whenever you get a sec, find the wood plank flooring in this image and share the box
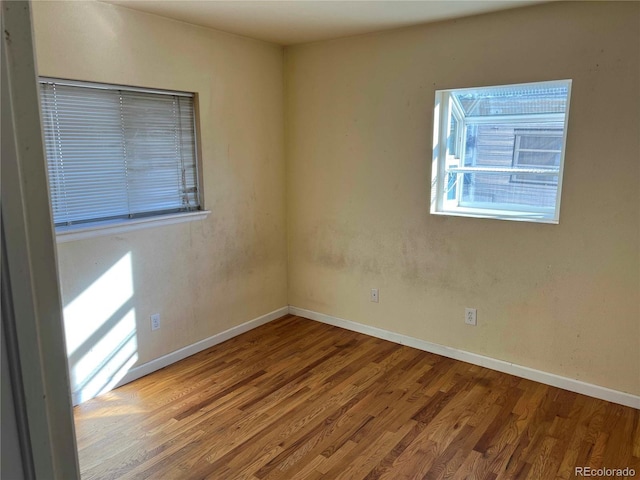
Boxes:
[74,315,640,480]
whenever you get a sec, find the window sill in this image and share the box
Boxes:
[431,208,558,224]
[55,210,211,243]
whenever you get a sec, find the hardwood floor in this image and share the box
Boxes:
[74,315,640,480]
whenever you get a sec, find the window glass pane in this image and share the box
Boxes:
[447,115,457,155]
[453,82,569,116]
[518,135,562,151]
[461,172,558,208]
[515,151,560,167]
[465,124,514,167]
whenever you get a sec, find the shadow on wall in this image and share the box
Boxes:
[63,252,138,405]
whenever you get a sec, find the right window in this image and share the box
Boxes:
[430,80,572,223]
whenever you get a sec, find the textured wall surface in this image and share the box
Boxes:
[32,1,287,393]
[32,1,639,399]
[285,2,640,395]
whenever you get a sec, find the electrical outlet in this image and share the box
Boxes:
[151,313,161,331]
[371,288,379,303]
[465,308,477,326]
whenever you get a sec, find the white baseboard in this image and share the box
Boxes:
[72,306,289,405]
[72,304,639,410]
[288,306,640,410]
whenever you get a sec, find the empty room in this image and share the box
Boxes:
[2,0,639,479]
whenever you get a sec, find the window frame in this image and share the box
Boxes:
[38,77,209,241]
[430,80,572,224]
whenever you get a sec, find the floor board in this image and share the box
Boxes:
[74,315,640,479]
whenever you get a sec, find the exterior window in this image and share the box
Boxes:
[39,78,201,230]
[430,80,572,223]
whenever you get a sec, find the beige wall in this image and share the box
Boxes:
[32,1,639,400]
[32,0,287,396]
[285,2,640,395]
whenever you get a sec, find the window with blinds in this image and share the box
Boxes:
[39,79,200,229]
[430,80,572,223]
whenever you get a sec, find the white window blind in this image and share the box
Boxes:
[39,79,200,227]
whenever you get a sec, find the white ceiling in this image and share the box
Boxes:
[102,0,544,46]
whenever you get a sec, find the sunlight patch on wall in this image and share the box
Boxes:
[431,97,441,210]
[63,252,138,404]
